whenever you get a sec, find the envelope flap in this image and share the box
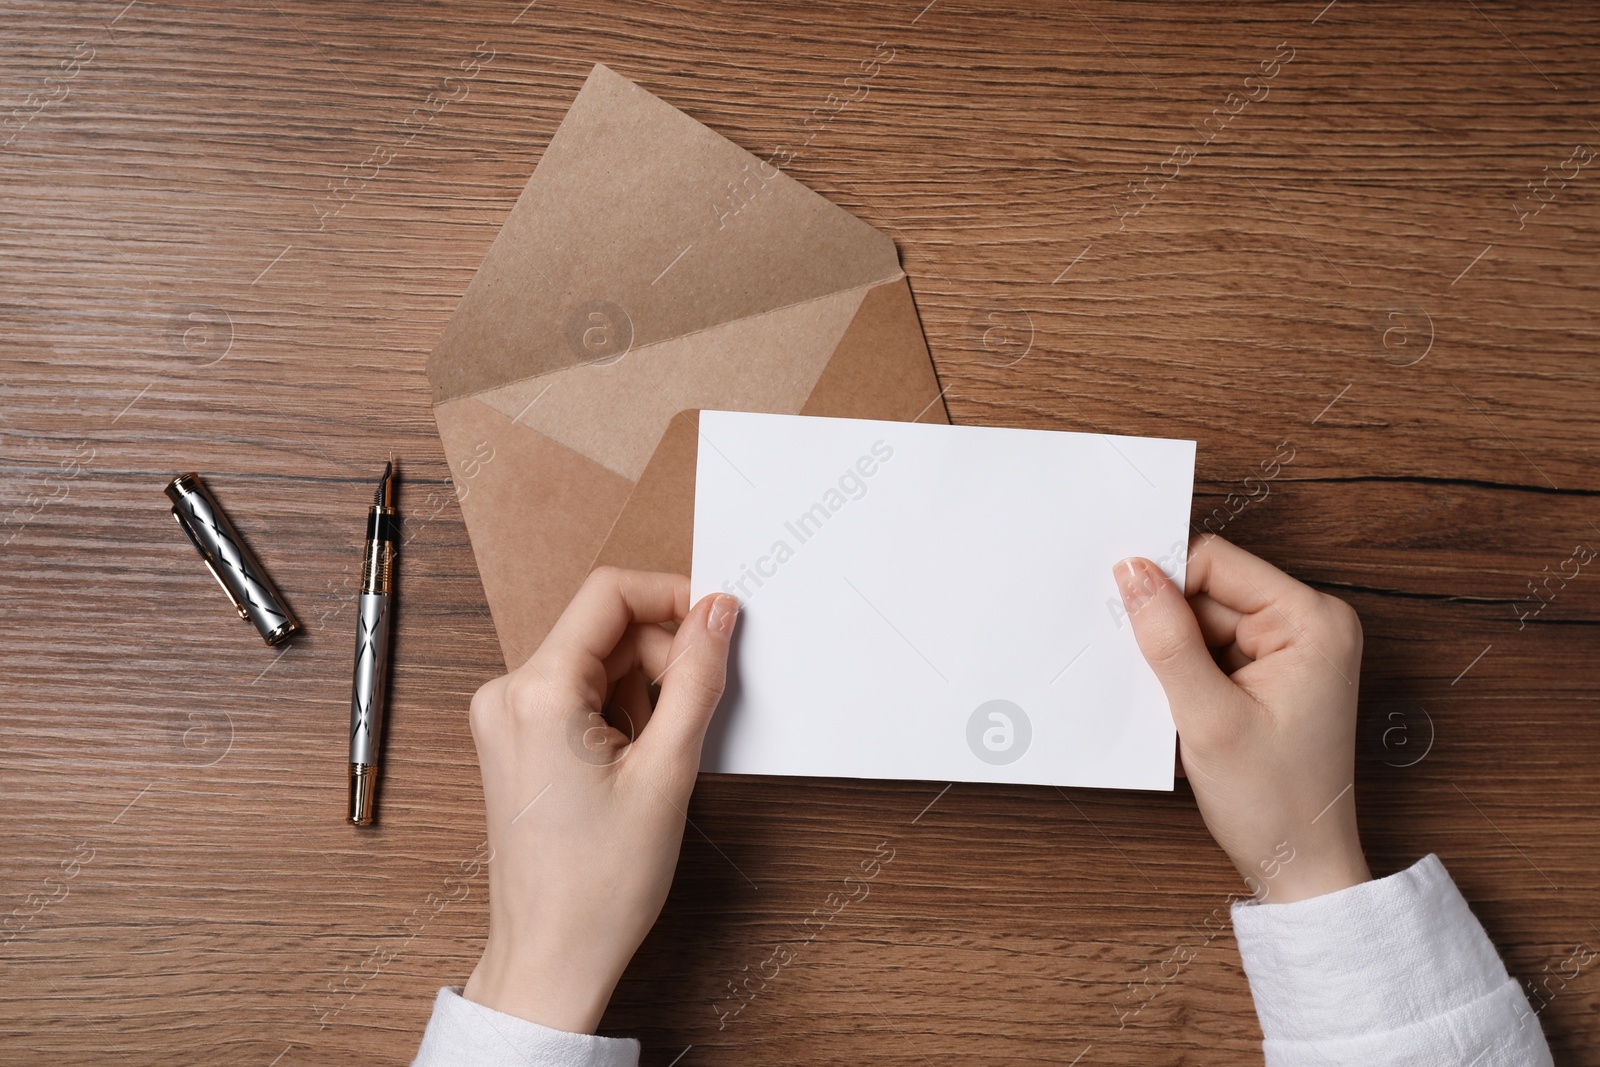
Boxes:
[591,408,701,577]
[428,63,903,405]
[470,285,871,483]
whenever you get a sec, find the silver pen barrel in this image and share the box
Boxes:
[349,462,397,826]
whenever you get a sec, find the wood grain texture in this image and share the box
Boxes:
[3,0,1598,1063]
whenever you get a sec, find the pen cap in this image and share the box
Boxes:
[165,473,301,645]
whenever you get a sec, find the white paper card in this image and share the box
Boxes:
[690,410,1195,791]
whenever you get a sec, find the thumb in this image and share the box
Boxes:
[1114,558,1235,720]
[636,592,739,773]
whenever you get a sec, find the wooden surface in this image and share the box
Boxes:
[3,1,1598,1062]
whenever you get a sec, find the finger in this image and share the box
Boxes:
[539,569,689,678]
[1189,593,1242,649]
[1184,535,1317,618]
[633,592,739,776]
[1212,641,1253,675]
[567,700,629,767]
[601,623,675,688]
[1115,557,1239,725]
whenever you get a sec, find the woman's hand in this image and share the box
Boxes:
[1114,535,1370,904]
[462,567,739,1032]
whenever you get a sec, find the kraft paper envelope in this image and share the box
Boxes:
[690,410,1196,791]
[426,64,947,669]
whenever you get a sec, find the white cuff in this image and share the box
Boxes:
[1231,855,1553,1066]
[413,987,640,1067]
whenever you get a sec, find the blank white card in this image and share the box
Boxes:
[690,411,1196,791]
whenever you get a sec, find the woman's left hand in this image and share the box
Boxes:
[462,567,739,1033]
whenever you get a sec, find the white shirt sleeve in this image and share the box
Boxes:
[1231,854,1554,1066]
[412,987,640,1067]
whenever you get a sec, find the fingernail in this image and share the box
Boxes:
[708,594,739,639]
[1114,558,1161,614]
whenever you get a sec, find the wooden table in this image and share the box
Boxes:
[4,1,1597,1063]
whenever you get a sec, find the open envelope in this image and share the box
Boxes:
[426,64,948,669]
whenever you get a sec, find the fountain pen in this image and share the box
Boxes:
[349,460,397,826]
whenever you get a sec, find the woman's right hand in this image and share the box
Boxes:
[1113,535,1371,904]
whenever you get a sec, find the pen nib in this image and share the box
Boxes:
[374,460,394,508]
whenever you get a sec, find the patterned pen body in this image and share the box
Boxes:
[349,464,396,826]
[165,473,300,645]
